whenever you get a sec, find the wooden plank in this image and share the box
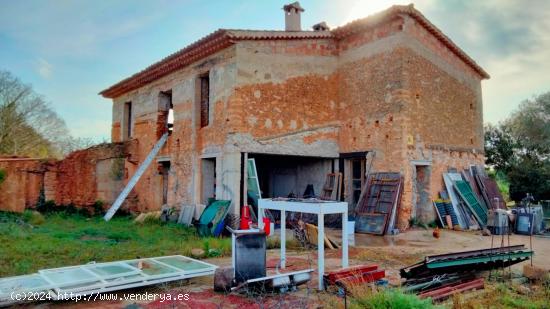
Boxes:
[305,223,339,249]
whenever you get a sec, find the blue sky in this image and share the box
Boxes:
[1,0,549,141]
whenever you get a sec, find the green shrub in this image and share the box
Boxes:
[36,200,57,213]
[110,158,125,180]
[0,169,6,185]
[64,204,78,214]
[22,210,45,225]
[93,200,105,215]
[77,207,92,217]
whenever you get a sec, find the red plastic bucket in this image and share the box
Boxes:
[263,217,271,235]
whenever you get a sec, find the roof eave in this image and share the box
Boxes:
[99,29,231,99]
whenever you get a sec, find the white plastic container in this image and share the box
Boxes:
[347,221,355,235]
[269,222,275,237]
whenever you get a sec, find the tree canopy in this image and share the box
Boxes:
[485,92,550,202]
[0,70,94,158]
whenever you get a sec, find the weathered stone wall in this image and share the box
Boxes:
[53,142,133,209]
[0,142,134,213]
[0,158,47,212]
[334,14,485,228]
[111,47,237,212]
[98,14,486,225]
[226,39,340,158]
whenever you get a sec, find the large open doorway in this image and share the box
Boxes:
[247,154,334,200]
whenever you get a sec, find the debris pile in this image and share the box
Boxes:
[400,245,534,302]
[438,166,547,235]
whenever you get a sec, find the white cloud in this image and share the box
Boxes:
[36,58,53,78]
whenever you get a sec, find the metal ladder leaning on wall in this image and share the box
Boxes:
[104,132,169,221]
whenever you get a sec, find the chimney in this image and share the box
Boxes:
[312,22,330,31]
[283,2,304,31]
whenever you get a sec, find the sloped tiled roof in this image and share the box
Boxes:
[99,30,333,98]
[100,4,488,99]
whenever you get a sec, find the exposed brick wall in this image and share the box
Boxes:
[232,74,339,139]
[403,49,482,150]
[0,141,136,213]
[111,122,121,143]
[404,17,482,82]
[338,16,405,52]
[338,48,406,160]
[0,159,47,212]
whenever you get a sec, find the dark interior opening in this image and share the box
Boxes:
[123,102,132,140]
[199,73,210,128]
[159,161,171,205]
[247,153,334,200]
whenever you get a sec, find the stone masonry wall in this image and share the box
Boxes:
[0,158,47,212]
[111,47,237,212]
[97,14,486,224]
[224,39,340,158]
[0,141,135,213]
[54,142,133,208]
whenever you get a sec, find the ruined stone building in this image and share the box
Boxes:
[0,4,488,229]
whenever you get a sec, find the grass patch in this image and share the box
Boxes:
[349,288,440,309]
[488,169,511,203]
[266,236,303,250]
[0,211,230,277]
[451,281,550,309]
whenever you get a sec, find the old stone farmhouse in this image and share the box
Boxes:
[0,4,488,229]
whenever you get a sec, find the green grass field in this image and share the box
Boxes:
[0,211,230,277]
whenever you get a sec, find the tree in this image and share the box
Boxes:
[507,92,550,158]
[0,70,72,158]
[484,123,516,172]
[485,91,550,202]
[507,156,550,201]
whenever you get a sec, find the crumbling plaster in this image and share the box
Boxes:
[109,46,239,212]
